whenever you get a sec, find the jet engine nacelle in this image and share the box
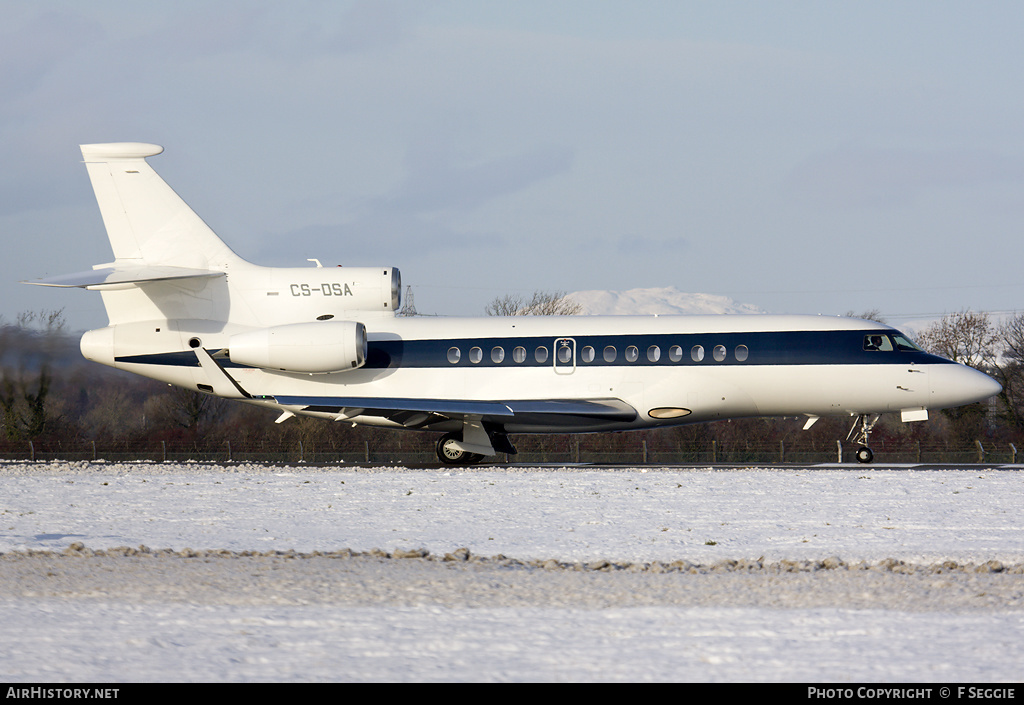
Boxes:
[228,320,367,374]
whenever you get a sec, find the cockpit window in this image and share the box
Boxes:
[863,333,924,353]
[892,335,923,352]
[863,334,893,352]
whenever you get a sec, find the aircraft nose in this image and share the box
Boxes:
[929,364,1001,410]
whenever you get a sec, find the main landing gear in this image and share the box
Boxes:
[435,428,516,466]
[847,414,879,464]
[436,432,484,466]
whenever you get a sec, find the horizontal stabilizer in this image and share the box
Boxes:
[80,143,164,161]
[25,265,224,289]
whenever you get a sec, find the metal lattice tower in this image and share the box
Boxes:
[398,285,418,317]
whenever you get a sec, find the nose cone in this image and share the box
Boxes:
[929,364,1001,410]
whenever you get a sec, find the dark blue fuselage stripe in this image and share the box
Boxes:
[114,329,952,369]
[365,330,951,369]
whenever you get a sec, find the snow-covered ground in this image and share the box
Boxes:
[1,461,1022,682]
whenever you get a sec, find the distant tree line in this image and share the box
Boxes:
[484,290,584,316]
[1,301,1021,462]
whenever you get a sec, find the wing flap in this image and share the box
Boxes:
[271,395,637,423]
[272,396,515,418]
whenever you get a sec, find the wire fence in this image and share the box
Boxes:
[0,438,1018,465]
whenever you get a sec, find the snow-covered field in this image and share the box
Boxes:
[1,461,1022,682]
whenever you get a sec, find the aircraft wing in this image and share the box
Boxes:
[25,265,223,289]
[271,395,637,427]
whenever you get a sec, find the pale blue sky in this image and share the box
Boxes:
[4,1,1024,331]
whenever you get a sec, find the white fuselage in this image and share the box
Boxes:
[81,312,1000,435]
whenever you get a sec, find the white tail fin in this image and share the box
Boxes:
[29,144,398,329]
[80,143,245,270]
[68,144,250,326]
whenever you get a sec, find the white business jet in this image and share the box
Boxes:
[27,143,1001,464]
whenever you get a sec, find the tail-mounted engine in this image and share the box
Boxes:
[228,320,367,374]
[246,266,401,325]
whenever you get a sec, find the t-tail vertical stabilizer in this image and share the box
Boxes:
[26,144,400,384]
[27,144,401,329]
[29,143,250,326]
[79,143,245,271]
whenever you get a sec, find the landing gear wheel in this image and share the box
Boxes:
[436,432,483,466]
[847,414,879,465]
[436,433,465,465]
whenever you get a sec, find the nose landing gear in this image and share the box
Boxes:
[847,414,879,464]
[855,445,874,464]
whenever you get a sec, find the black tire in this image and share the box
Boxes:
[436,433,466,465]
[435,433,484,465]
[856,446,874,464]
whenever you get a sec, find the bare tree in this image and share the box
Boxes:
[485,290,583,316]
[915,310,998,370]
[0,368,52,440]
[0,310,69,440]
[993,312,1024,429]
[915,310,1002,438]
[999,313,1024,363]
[83,387,148,439]
[844,308,887,324]
[144,387,229,435]
[0,378,22,440]
[15,309,67,333]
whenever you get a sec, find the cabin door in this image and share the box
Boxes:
[553,338,576,375]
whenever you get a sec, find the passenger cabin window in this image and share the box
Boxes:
[469,347,483,363]
[603,346,617,362]
[447,347,461,364]
[581,346,595,363]
[647,345,661,362]
[535,346,549,363]
[625,346,639,362]
[513,346,527,363]
[691,345,704,362]
[491,347,505,363]
[669,345,683,362]
[735,345,749,362]
[713,345,726,362]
